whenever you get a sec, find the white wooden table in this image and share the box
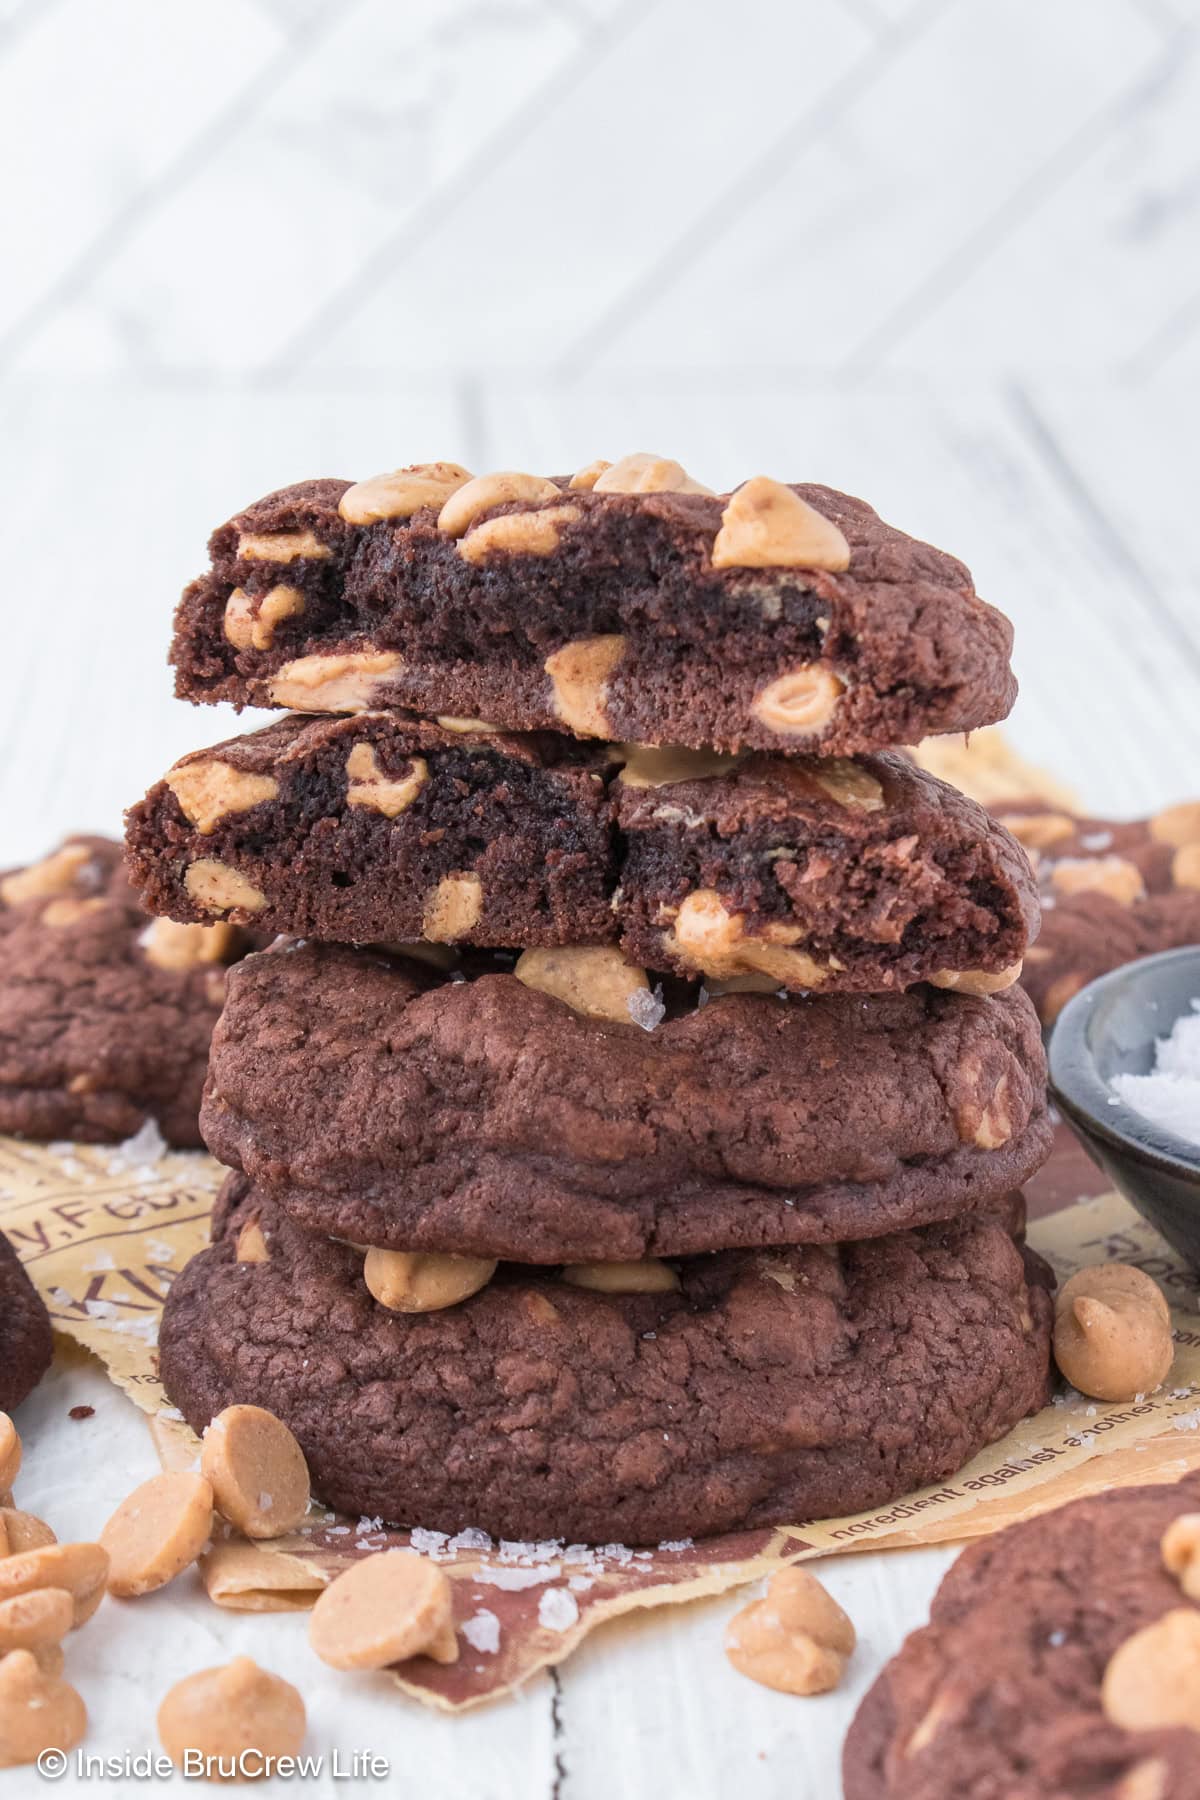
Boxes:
[1,379,1198,1798]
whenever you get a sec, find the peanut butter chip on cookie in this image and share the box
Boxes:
[437,472,560,538]
[0,1415,21,1494]
[200,1406,310,1540]
[235,1221,270,1264]
[309,1550,458,1670]
[751,666,845,738]
[1051,855,1145,907]
[338,462,472,525]
[158,1657,306,1774]
[712,478,851,572]
[41,898,108,928]
[668,890,827,988]
[592,452,713,496]
[1174,844,1200,891]
[544,635,625,737]
[725,1566,855,1695]
[616,744,743,788]
[1161,1512,1200,1600]
[166,761,279,836]
[568,459,612,491]
[996,811,1077,851]
[141,918,238,973]
[363,1249,496,1313]
[0,1649,86,1767]
[223,585,305,652]
[928,963,1022,996]
[0,1543,109,1627]
[237,529,330,563]
[561,1260,680,1295]
[1150,801,1200,849]
[459,503,581,563]
[267,650,403,713]
[515,946,650,1024]
[1102,1609,1200,1732]
[0,844,91,908]
[1053,1264,1173,1402]
[100,1472,215,1598]
[345,743,428,817]
[184,859,267,916]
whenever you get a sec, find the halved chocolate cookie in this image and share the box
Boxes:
[0,1232,52,1412]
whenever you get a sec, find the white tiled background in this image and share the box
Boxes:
[2,4,1199,1795]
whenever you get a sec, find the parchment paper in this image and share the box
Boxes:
[4,1132,1200,1710]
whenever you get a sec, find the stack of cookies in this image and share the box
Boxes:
[128,454,1055,1546]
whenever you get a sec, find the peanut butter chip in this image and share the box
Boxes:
[809,759,886,812]
[435,716,500,735]
[928,963,1022,996]
[0,844,91,908]
[968,1071,1013,1151]
[668,890,827,988]
[141,918,238,973]
[363,1249,497,1313]
[0,1543,109,1627]
[515,946,650,1024]
[1102,1609,1200,1731]
[561,1260,679,1295]
[236,529,330,563]
[725,1566,856,1696]
[0,1510,56,1556]
[0,1649,86,1767]
[437,472,560,538]
[996,811,1077,851]
[235,1221,270,1264]
[184,859,267,916]
[459,503,581,564]
[1161,1512,1200,1600]
[751,666,845,738]
[223,585,305,652]
[615,744,743,788]
[592,452,713,496]
[568,459,612,491]
[1150,801,1200,848]
[100,1472,215,1598]
[166,761,279,836]
[544,635,625,737]
[41,898,108,928]
[712,478,851,572]
[309,1550,458,1670]
[422,873,483,943]
[1053,1264,1173,1402]
[0,1416,20,1493]
[200,1406,310,1540]
[267,650,403,713]
[158,1657,306,1774]
[344,743,428,817]
[0,1588,73,1653]
[338,462,472,525]
[1174,844,1200,891]
[1051,855,1145,907]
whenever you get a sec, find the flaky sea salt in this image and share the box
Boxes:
[109,1117,169,1168]
[1111,1002,1200,1143]
[627,986,667,1032]
[537,1588,579,1632]
[461,1609,501,1654]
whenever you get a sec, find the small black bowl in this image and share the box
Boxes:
[1048,946,1200,1269]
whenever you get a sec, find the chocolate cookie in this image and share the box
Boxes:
[169,460,1017,756]
[201,942,1052,1261]
[844,1474,1200,1799]
[161,1185,1053,1544]
[125,712,616,950]
[0,1232,52,1412]
[0,838,250,1146]
[126,723,1038,995]
[999,800,1200,1023]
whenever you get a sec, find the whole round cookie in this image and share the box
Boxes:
[844,1474,1200,1799]
[161,1184,1053,1545]
[0,1231,52,1412]
[0,837,250,1145]
[201,941,1052,1262]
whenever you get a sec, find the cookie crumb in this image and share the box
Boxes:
[68,1406,94,1421]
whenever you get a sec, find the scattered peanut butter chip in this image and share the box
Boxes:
[0,1416,21,1492]
[0,1543,109,1628]
[1053,1264,1173,1402]
[309,1550,458,1670]
[928,962,1022,996]
[712,478,851,572]
[1102,1608,1200,1731]
[158,1657,306,1773]
[0,1648,87,1767]
[200,1405,310,1540]
[362,1249,497,1314]
[1051,855,1145,907]
[41,897,108,928]
[100,1472,215,1598]
[0,1510,56,1557]
[435,716,500,735]
[1149,801,1200,849]
[751,665,845,738]
[0,1587,74,1653]
[725,1566,855,1695]
[0,844,91,908]
[514,946,650,1024]
[561,1260,680,1295]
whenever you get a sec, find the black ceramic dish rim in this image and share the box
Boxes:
[1048,946,1200,1183]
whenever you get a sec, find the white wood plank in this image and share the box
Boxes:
[573,0,1160,376]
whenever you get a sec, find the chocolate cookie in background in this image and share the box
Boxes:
[843,1473,1200,1800]
[0,1231,52,1413]
[198,941,1051,1263]
[169,458,1018,756]
[995,799,1200,1024]
[161,1185,1053,1546]
[0,837,251,1147]
[127,724,1038,998]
